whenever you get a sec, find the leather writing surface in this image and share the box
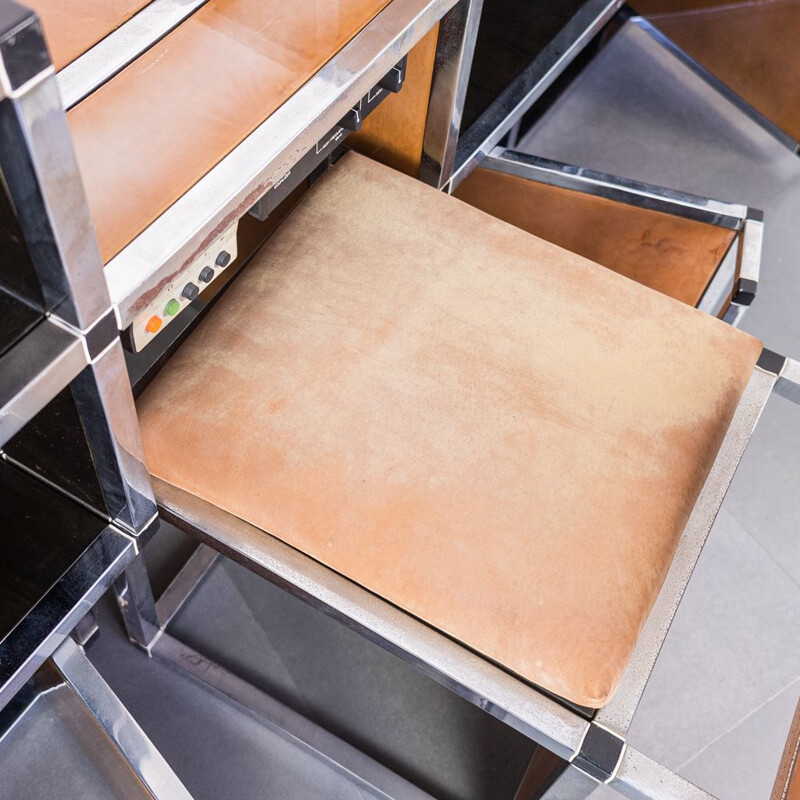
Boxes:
[66,0,391,262]
[31,0,149,69]
[454,167,737,307]
[137,153,762,707]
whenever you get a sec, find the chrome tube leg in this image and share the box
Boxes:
[418,0,483,189]
[71,340,157,534]
[114,555,160,650]
[51,638,193,799]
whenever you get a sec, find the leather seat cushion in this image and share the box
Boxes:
[137,152,762,707]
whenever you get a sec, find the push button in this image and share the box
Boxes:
[379,66,403,94]
[145,316,162,334]
[339,106,362,132]
[164,299,180,316]
[215,251,231,268]
[182,282,200,301]
[199,266,215,283]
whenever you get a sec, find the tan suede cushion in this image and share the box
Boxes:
[137,153,761,707]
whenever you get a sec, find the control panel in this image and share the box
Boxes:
[128,57,406,352]
[130,225,238,352]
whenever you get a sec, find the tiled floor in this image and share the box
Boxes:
[519,20,800,799]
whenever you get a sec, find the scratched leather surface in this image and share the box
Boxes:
[454,167,737,307]
[65,0,391,263]
[137,153,762,708]
[32,0,149,69]
[646,1,800,142]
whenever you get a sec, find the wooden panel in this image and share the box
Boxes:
[349,23,439,176]
[453,167,736,307]
[31,0,150,69]
[138,153,761,708]
[773,697,800,800]
[645,0,800,141]
[66,0,391,263]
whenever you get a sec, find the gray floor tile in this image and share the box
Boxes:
[725,395,800,589]
[680,678,800,800]
[625,508,800,770]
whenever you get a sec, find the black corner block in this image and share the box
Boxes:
[572,723,626,783]
[733,277,758,306]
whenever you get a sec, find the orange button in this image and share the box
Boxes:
[146,316,162,334]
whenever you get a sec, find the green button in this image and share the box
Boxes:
[164,299,181,317]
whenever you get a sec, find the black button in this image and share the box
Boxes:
[182,282,200,301]
[199,266,215,283]
[339,107,362,132]
[215,250,231,268]
[379,66,403,94]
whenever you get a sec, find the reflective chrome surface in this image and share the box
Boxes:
[74,340,157,534]
[0,71,110,331]
[775,356,800,406]
[51,637,194,800]
[450,0,624,190]
[417,0,483,189]
[155,543,218,629]
[482,149,748,228]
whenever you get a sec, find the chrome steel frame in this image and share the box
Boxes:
[57,0,211,109]
[104,0,462,331]
[417,0,483,189]
[628,16,800,157]
[106,346,800,800]
[0,2,157,534]
[44,637,192,799]
[480,148,762,322]
[447,0,625,192]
